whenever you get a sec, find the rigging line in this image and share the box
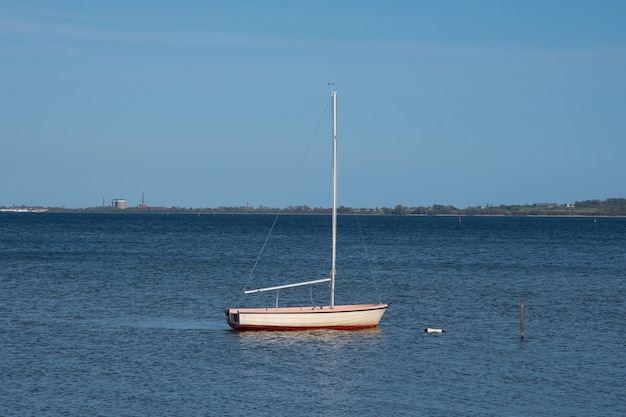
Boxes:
[294,97,331,181]
[355,215,383,304]
[244,212,281,292]
[309,284,315,306]
[243,96,332,292]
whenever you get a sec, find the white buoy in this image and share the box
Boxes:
[425,328,444,333]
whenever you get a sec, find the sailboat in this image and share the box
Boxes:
[225,91,388,331]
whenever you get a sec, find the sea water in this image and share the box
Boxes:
[1,213,624,416]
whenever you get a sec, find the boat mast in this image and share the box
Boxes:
[330,91,337,309]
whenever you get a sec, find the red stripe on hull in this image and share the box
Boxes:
[228,323,379,331]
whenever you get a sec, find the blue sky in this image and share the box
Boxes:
[2,1,625,209]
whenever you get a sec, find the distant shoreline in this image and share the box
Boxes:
[3,198,626,217]
[2,210,626,218]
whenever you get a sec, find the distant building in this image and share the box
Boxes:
[112,199,127,209]
[137,192,147,209]
[533,203,557,208]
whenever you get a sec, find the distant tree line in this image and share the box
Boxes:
[31,197,626,216]
[571,198,626,215]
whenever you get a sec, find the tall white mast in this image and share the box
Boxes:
[330,91,337,308]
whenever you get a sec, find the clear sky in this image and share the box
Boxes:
[2,1,625,209]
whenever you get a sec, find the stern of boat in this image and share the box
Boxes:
[224,309,240,329]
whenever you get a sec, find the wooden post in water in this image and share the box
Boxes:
[519,298,524,339]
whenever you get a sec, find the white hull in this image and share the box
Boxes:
[225,303,388,331]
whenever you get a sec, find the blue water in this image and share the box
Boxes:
[1,213,624,416]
